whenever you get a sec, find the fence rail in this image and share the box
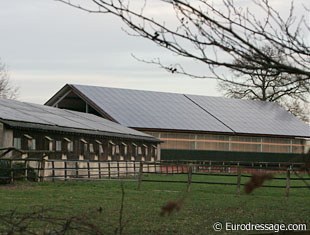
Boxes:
[0,158,309,197]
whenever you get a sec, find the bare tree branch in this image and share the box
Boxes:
[55,0,309,80]
[0,59,19,100]
[217,45,310,122]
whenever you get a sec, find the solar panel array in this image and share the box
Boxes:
[187,95,310,137]
[0,98,156,140]
[73,85,233,133]
[70,84,310,137]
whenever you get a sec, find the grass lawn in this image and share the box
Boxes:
[0,173,309,234]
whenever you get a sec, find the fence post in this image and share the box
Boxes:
[24,160,28,181]
[52,161,55,182]
[285,167,291,197]
[98,162,102,179]
[137,161,143,190]
[133,161,137,176]
[75,161,78,179]
[126,161,128,177]
[209,161,212,173]
[40,159,46,182]
[187,164,193,192]
[87,161,91,179]
[236,165,241,195]
[107,162,111,179]
[117,161,120,179]
[10,160,14,183]
[64,161,68,180]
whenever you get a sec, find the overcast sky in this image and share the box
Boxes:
[0,0,308,104]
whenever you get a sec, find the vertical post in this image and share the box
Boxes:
[285,167,291,197]
[25,160,28,181]
[64,161,68,180]
[236,165,242,195]
[40,159,46,182]
[133,161,136,176]
[98,162,102,179]
[137,161,143,190]
[87,161,91,179]
[75,161,78,179]
[52,161,55,182]
[10,160,14,183]
[108,161,111,179]
[187,164,193,193]
[126,161,128,177]
[117,161,120,179]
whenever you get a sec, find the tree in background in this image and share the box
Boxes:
[218,45,310,122]
[56,0,309,79]
[56,0,309,121]
[0,59,18,99]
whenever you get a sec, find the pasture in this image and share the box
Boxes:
[0,174,309,234]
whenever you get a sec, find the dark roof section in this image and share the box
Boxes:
[45,84,310,138]
[186,95,310,137]
[0,98,159,142]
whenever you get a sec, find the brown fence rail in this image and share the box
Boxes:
[0,158,309,197]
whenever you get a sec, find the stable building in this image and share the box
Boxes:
[0,98,160,161]
[45,84,310,162]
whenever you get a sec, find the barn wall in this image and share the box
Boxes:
[10,129,159,161]
[3,126,13,148]
[0,122,3,147]
[161,149,306,163]
[145,131,306,154]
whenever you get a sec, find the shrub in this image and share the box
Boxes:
[0,161,38,184]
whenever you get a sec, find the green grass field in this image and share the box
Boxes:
[0,173,309,234]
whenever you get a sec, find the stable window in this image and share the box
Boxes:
[64,138,73,152]
[152,145,157,158]
[89,143,94,153]
[143,144,148,156]
[56,141,62,151]
[45,136,53,151]
[24,134,36,150]
[138,146,142,155]
[115,145,120,154]
[80,139,88,154]
[13,138,21,149]
[30,139,36,150]
[109,141,116,156]
[99,145,104,154]
[68,142,73,152]
[121,142,128,156]
[132,143,137,156]
[95,140,104,155]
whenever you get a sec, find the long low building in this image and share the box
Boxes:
[45,84,310,162]
[0,98,160,161]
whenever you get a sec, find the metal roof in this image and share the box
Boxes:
[46,84,310,138]
[0,98,159,142]
[69,84,233,133]
[186,95,310,137]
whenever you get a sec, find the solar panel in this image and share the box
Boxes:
[187,95,310,137]
[0,98,157,140]
[73,84,233,133]
[71,84,310,137]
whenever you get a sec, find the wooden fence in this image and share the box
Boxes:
[0,158,309,197]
